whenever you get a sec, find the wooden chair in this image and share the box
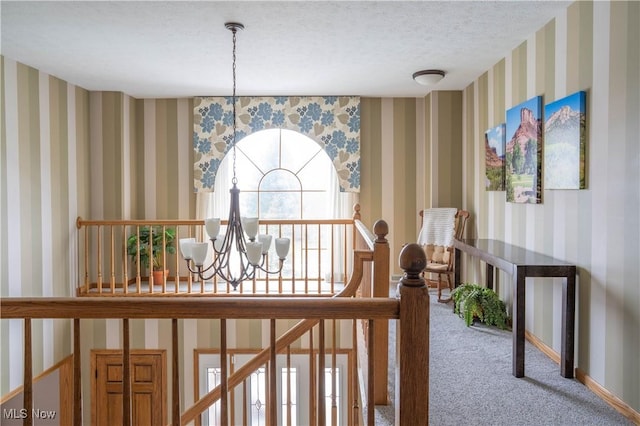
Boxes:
[419,209,470,302]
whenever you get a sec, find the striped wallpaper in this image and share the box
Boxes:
[458,1,639,411]
[1,58,89,395]
[1,0,638,416]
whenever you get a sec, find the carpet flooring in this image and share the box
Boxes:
[373,290,633,425]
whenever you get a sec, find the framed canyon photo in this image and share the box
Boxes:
[505,96,543,204]
[544,91,587,189]
[485,123,506,191]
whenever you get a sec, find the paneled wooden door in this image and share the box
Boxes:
[91,350,166,426]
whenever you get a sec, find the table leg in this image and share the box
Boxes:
[486,264,494,290]
[454,248,462,313]
[512,267,526,377]
[561,267,577,378]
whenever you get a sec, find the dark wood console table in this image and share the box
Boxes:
[453,239,576,379]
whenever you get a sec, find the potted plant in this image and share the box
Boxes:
[451,283,510,329]
[127,226,176,283]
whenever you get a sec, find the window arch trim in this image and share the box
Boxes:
[193,96,360,193]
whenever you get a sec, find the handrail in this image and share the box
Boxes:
[0,298,398,320]
[354,219,376,250]
[77,217,355,227]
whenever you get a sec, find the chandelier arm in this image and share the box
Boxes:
[184,261,201,275]
[183,261,218,282]
[253,258,286,274]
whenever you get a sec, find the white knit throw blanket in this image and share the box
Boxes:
[417,208,457,247]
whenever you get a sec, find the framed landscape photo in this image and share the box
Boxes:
[544,91,587,189]
[485,123,506,191]
[505,96,543,204]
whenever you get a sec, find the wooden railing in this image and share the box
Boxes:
[75,207,362,296]
[1,243,430,426]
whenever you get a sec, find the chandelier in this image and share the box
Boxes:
[179,22,290,290]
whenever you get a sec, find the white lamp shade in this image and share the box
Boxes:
[246,241,263,265]
[258,234,272,254]
[191,242,209,266]
[412,69,445,86]
[275,238,290,259]
[179,238,196,259]
[205,218,220,239]
[242,217,259,239]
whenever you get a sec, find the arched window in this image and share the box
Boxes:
[206,129,355,220]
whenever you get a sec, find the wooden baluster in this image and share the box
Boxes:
[250,265,255,295]
[202,226,207,294]
[229,354,235,426]
[292,225,296,294]
[242,380,248,426]
[161,225,167,294]
[330,224,335,294]
[172,319,180,426]
[350,203,361,287]
[189,227,194,294]
[286,346,292,426]
[317,224,322,293]
[367,319,374,426]
[123,319,131,426]
[135,226,141,293]
[188,227,194,294]
[73,318,81,426]
[269,319,277,426]
[343,223,348,288]
[212,230,219,294]
[331,320,337,426]
[351,319,359,426]
[97,225,103,294]
[267,225,274,295]
[149,227,154,294]
[372,220,389,404]
[395,243,429,426]
[304,224,309,295]
[221,319,228,426]
[174,228,179,294]
[110,226,115,293]
[308,326,315,426]
[123,227,129,294]
[318,320,326,426]
[24,318,33,426]
[83,221,89,294]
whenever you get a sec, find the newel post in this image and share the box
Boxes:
[395,243,429,425]
[372,220,390,404]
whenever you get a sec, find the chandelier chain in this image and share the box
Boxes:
[231,26,238,184]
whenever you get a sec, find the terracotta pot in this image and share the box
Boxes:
[152,269,169,285]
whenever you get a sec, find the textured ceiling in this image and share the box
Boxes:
[1,1,571,98]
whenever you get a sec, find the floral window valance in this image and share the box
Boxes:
[193,96,360,193]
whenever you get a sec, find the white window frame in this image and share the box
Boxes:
[198,352,349,426]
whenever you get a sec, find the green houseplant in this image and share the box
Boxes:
[127,226,176,279]
[451,283,510,329]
